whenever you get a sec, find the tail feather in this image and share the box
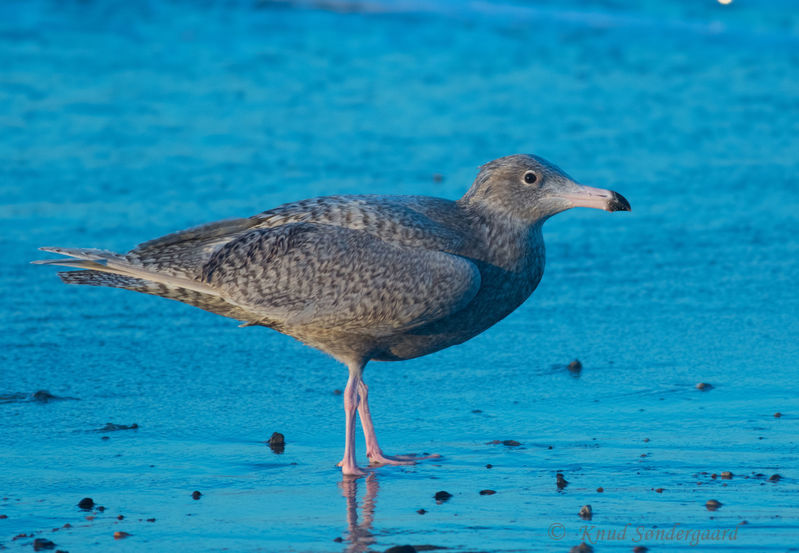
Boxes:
[57,269,258,322]
[33,247,221,297]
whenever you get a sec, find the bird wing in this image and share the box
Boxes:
[201,222,481,336]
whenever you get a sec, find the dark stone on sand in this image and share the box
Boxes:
[268,432,286,454]
[333,537,343,542]
[569,542,593,553]
[191,491,202,500]
[417,508,427,514]
[556,473,568,489]
[33,538,56,551]
[96,422,138,433]
[77,497,94,510]
[696,382,713,391]
[434,491,452,503]
[705,499,722,511]
[578,504,592,520]
[479,489,496,495]
[32,390,59,402]
[384,546,416,553]
[768,474,781,482]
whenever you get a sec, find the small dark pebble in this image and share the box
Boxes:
[77,497,94,510]
[97,422,138,432]
[568,359,582,372]
[556,473,568,489]
[479,489,496,495]
[191,491,202,500]
[434,491,452,503]
[579,504,592,520]
[633,547,649,553]
[268,432,286,454]
[569,543,593,553]
[696,382,713,391]
[417,508,427,514]
[32,390,57,402]
[33,538,57,551]
[485,464,492,469]
[769,474,781,482]
[706,499,722,511]
[333,537,343,542]
[384,546,416,553]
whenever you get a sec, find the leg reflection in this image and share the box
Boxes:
[337,473,379,552]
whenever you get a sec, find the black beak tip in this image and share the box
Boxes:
[608,192,631,212]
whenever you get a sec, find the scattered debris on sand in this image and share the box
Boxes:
[267,432,286,454]
[434,491,452,503]
[94,422,138,433]
[705,499,722,511]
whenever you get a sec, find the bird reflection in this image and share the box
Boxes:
[337,474,379,552]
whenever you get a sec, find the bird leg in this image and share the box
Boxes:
[357,380,438,466]
[337,364,367,476]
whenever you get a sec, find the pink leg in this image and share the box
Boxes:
[357,380,439,466]
[337,365,367,476]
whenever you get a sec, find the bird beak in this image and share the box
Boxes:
[557,185,631,212]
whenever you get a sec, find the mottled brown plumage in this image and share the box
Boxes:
[35,154,630,475]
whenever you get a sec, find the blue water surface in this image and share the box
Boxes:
[1,0,798,551]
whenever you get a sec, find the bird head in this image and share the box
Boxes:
[460,154,630,222]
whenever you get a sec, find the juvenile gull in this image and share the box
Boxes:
[34,154,630,476]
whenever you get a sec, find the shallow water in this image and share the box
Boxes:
[1,0,798,551]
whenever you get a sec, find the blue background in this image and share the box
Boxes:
[1,0,797,551]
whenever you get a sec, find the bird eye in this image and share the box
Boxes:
[523,171,538,185]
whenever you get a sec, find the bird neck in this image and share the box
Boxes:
[458,202,546,273]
